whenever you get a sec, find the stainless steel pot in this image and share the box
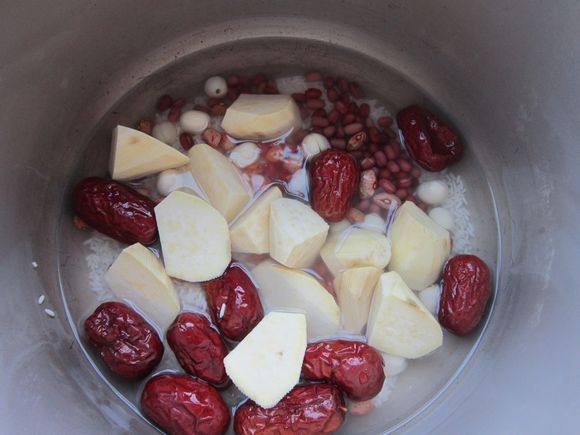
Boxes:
[1,1,578,433]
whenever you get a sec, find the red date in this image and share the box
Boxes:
[439,254,492,335]
[309,150,359,222]
[166,312,230,388]
[301,340,385,401]
[397,105,463,172]
[141,373,230,435]
[84,302,163,379]
[234,384,346,435]
[73,177,157,245]
[203,264,264,341]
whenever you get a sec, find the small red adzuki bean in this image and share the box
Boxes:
[368,143,379,153]
[179,133,194,151]
[292,93,307,103]
[324,77,335,89]
[307,99,325,110]
[369,127,380,144]
[378,168,391,179]
[328,110,340,123]
[373,151,388,167]
[384,144,397,160]
[387,161,401,173]
[227,74,240,86]
[342,114,356,125]
[306,88,323,99]
[411,167,422,178]
[359,103,370,118]
[397,176,414,188]
[360,157,376,169]
[398,158,413,172]
[378,179,397,193]
[312,116,330,127]
[335,101,348,115]
[366,118,376,128]
[323,126,337,138]
[306,71,323,82]
[349,82,365,99]
[338,77,349,92]
[327,88,339,102]
[157,94,173,111]
[138,119,154,135]
[313,108,327,117]
[347,102,359,114]
[344,123,363,135]
[395,188,408,199]
[378,116,393,127]
[330,138,347,149]
[336,126,345,138]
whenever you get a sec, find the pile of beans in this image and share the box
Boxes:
[291,72,427,222]
[137,71,427,220]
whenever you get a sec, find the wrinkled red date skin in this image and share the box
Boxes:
[301,340,385,401]
[84,302,163,379]
[166,312,230,388]
[397,105,463,172]
[309,150,359,222]
[141,373,230,435]
[438,254,492,335]
[234,384,346,435]
[203,264,264,341]
[73,177,157,245]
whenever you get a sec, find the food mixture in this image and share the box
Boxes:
[71,71,492,434]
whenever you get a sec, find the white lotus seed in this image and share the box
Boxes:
[204,76,228,98]
[417,180,449,205]
[429,207,454,231]
[152,121,178,144]
[180,110,210,134]
[229,142,260,168]
[301,133,330,159]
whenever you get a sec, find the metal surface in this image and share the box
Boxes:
[0,0,578,433]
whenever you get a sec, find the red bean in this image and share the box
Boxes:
[312,126,324,134]
[385,144,397,160]
[373,151,388,167]
[330,138,347,149]
[390,142,402,158]
[328,110,340,123]
[327,88,339,102]
[369,127,380,144]
[157,94,173,111]
[338,78,349,92]
[358,199,371,211]
[306,71,323,82]
[344,123,363,135]
[137,119,154,135]
[349,82,365,99]
[387,161,400,173]
[179,133,194,151]
[398,158,412,172]
[378,179,397,193]
[323,77,335,89]
[366,118,376,128]
[335,101,348,115]
[359,103,370,118]
[347,103,359,115]
[342,114,356,125]
[395,171,408,180]
[312,116,330,127]
[369,143,379,153]
[307,99,325,110]
[168,100,185,122]
[292,93,307,103]
[227,74,240,86]
[306,88,323,99]
[313,108,327,117]
[378,168,391,179]
[360,157,375,169]
[378,116,393,127]
[395,188,408,199]
[252,74,267,85]
[397,176,413,188]
[336,126,345,138]
[299,106,309,120]
[411,167,422,178]
[323,126,337,137]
